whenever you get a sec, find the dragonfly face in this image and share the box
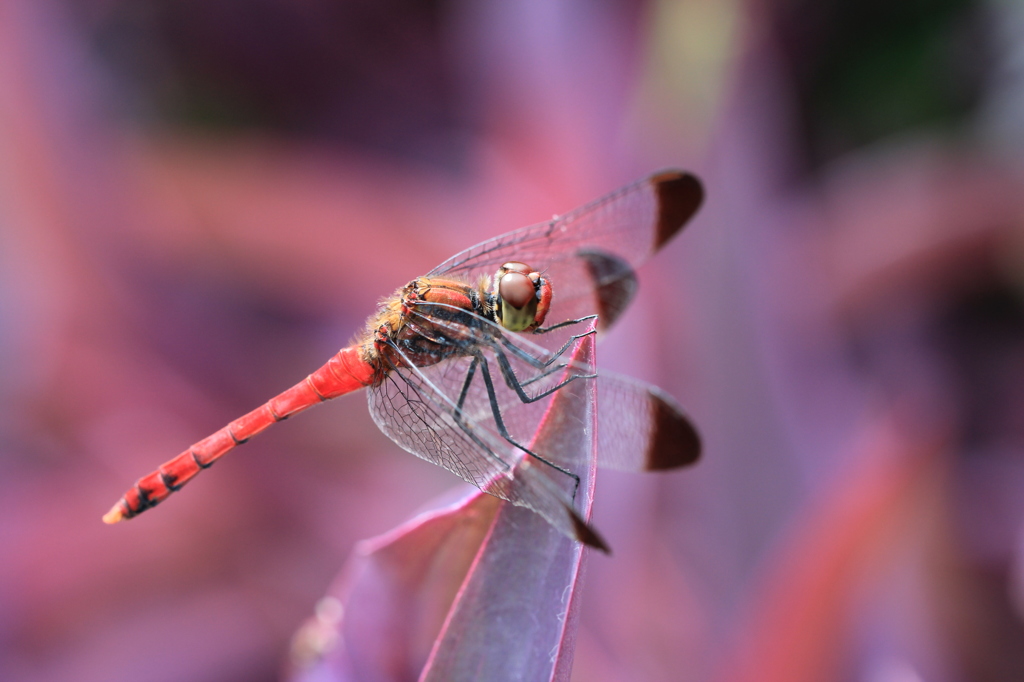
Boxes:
[489,261,552,333]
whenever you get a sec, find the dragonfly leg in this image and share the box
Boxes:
[505,324,598,390]
[533,314,598,334]
[500,324,597,371]
[455,354,479,415]
[517,353,601,389]
[492,342,596,404]
[471,351,581,498]
[519,361,571,388]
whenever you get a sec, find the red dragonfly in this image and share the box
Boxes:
[103,170,704,551]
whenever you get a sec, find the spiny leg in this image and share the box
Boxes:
[470,350,581,499]
[455,354,479,415]
[500,324,597,372]
[519,358,577,389]
[533,314,598,334]
[491,341,596,405]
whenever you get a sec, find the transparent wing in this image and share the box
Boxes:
[427,171,703,332]
[367,337,604,549]
[401,301,701,471]
[594,373,701,471]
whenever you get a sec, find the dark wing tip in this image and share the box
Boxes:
[651,171,704,250]
[569,509,611,554]
[646,389,702,470]
[578,249,638,332]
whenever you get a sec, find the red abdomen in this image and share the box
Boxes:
[103,345,376,523]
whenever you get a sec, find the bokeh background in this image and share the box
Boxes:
[2,0,1022,680]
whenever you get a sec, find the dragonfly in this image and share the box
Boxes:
[103,170,704,552]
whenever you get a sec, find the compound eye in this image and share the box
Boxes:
[499,271,535,309]
[497,271,540,332]
[501,261,533,276]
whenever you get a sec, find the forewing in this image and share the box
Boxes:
[427,171,703,331]
[367,342,604,549]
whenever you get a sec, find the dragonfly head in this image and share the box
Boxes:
[492,261,552,332]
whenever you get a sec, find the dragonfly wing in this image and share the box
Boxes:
[595,371,701,471]
[369,361,509,490]
[427,171,703,332]
[404,302,701,472]
[367,343,607,550]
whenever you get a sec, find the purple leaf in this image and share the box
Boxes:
[289,334,598,682]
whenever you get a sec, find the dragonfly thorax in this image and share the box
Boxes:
[488,261,552,332]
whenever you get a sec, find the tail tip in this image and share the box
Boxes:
[102,504,125,524]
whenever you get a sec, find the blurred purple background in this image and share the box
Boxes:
[2,0,1022,680]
